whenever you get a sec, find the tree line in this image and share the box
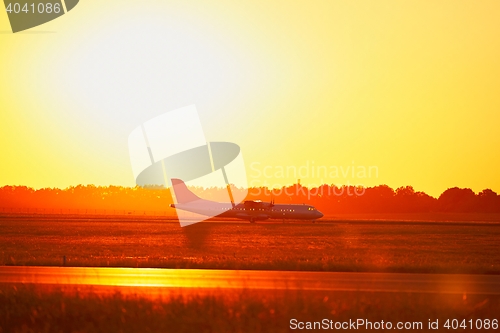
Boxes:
[0,184,499,215]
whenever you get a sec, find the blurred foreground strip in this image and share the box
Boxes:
[0,266,499,295]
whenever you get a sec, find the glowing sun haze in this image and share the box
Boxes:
[1,0,499,197]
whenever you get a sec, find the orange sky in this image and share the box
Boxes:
[1,1,499,197]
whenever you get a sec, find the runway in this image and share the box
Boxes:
[0,266,499,295]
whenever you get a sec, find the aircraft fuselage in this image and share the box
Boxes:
[171,200,324,222]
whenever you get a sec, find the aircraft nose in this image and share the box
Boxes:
[316,210,324,219]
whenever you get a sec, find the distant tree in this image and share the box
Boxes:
[477,189,499,213]
[394,186,438,213]
[395,186,415,212]
[438,187,477,212]
[357,185,395,213]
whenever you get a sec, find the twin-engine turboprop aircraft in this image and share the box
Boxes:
[169,179,324,223]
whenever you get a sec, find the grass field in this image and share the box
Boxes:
[2,215,500,332]
[1,283,499,333]
[1,215,499,274]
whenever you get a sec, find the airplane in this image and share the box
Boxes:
[169,178,324,223]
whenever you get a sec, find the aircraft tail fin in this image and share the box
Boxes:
[171,179,202,203]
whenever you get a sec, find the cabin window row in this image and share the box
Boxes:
[209,207,312,212]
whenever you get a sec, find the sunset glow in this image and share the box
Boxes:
[1,1,500,197]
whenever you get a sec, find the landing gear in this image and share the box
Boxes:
[249,218,255,223]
